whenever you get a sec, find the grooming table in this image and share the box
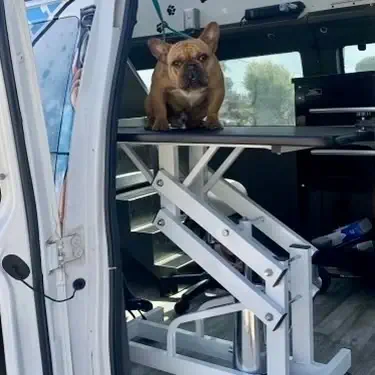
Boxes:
[119,125,370,375]
[118,124,372,147]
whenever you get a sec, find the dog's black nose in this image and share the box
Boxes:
[182,62,207,89]
[187,63,199,81]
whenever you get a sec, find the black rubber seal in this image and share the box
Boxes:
[0,2,53,375]
[104,1,138,374]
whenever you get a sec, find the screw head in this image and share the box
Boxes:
[265,313,274,322]
[157,219,165,227]
[71,235,81,247]
[222,229,230,237]
[0,173,6,180]
[156,179,164,187]
[264,268,273,277]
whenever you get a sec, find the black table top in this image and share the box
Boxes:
[117,125,374,148]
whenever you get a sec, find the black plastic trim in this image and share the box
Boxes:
[105,0,138,374]
[0,2,53,375]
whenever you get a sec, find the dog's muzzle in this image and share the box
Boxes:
[182,62,207,89]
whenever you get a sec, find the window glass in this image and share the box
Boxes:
[344,44,375,73]
[26,3,95,218]
[30,17,79,153]
[137,52,303,126]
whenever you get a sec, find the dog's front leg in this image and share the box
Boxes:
[148,91,169,131]
[204,88,225,130]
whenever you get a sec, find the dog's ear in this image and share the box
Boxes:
[199,22,220,53]
[148,38,171,63]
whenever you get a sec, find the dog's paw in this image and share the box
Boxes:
[204,116,223,130]
[144,117,153,130]
[152,118,170,131]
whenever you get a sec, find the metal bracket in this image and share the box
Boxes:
[46,225,85,273]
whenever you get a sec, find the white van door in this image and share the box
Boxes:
[0,0,75,374]
[55,0,137,373]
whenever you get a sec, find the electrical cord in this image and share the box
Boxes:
[20,279,78,303]
[128,310,136,320]
[2,254,86,303]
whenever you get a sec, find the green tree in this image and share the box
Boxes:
[219,60,295,126]
[219,63,254,126]
[355,56,375,72]
[243,61,294,126]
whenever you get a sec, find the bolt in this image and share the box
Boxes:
[156,179,164,187]
[71,235,81,247]
[0,173,6,180]
[264,268,273,277]
[157,219,165,227]
[265,313,274,322]
[222,229,230,237]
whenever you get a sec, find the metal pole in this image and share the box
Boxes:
[233,218,267,374]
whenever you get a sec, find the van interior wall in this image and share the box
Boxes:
[210,149,299,230]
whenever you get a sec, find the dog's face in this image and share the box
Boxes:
[148,22,220,90]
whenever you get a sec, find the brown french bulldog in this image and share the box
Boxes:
[145,22,225,131]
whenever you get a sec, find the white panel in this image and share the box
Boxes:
[133,0,375,39]
[134,0,293,38]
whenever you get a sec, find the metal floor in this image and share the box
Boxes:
[129,277,375,375]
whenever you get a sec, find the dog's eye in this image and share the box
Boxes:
[172,60,182,68]
[198,54,208,62]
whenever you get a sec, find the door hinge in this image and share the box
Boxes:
[47,226,85,273]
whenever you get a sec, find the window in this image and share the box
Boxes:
[344,43,375,73]
[137,51,303,126]
[27,3,94,215]
[31,17,79,153]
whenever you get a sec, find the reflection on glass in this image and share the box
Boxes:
[137,52,303,127]
[31,17,79,153]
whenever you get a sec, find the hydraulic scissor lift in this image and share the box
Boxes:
[118,124,370,375]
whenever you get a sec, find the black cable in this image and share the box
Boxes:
[138,310,147,320]
[128,310,136,320]
[21,279,77,303]
[2,255,86,303]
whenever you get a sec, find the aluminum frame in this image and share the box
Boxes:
[121,142,351,375]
